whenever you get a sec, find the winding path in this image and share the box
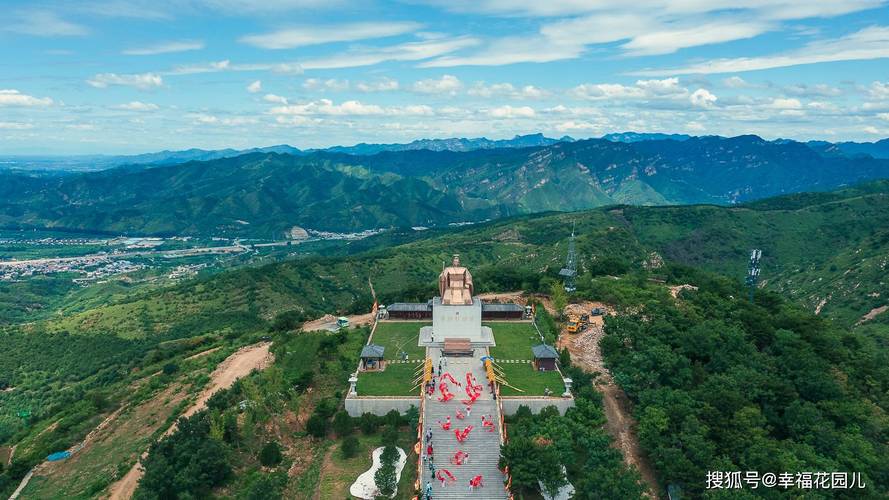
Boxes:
[105,342,273,500]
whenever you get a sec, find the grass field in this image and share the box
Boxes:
[497,362,565,396]
[356,362,423,396]
[370,322,429,360]
[316,433,418,499]
[486,321,541,360]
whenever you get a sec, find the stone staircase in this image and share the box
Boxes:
[420,352,509,499]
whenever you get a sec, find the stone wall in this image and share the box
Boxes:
[431,297,484,341]
[500,396,575,416]
[344,396,421,417]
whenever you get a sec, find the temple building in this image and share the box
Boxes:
[421,255,494,346]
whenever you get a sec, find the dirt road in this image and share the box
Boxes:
[302,311,375,332]
[557,300,661,498]
[106,342,274,500]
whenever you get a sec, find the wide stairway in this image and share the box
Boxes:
[421,351,509,499]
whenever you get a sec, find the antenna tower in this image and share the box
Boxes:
[559,223,577,293]
[746,249,762,303]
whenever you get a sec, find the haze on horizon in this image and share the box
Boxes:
[3,0,889,155]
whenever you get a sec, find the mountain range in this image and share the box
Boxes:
[5,133,889,174]
[2,134,889,237]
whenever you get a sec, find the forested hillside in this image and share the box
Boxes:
[1,183,888,497]
[2,135,889,237]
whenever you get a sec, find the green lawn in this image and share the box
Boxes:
[486,322,541,360]
[356,362,422,396]
[370,322,429,360]
[497,362,565,396]
[317,433,419,499]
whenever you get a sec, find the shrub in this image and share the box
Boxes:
[341,436,359,459]
[374,445,398,497]
[162,363,179,375]
[359,413,379,434]
[306,414,328,438]
[333,411,353,436]
[380,424,399,447]
[314,398,337,419]
[559,347,571,368]
[383,409,402,428]
[259,441,282,467]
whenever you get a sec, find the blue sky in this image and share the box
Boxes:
[2,0,889,154]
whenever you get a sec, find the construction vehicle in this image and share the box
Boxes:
[566,316,582,333]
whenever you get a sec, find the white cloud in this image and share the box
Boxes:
[690,89,718,108]
[877,112,889,121]
[806,101,838,112]
[300,37,479,69]
[636,77,686,96]
[419,2,887,67]
[0,89,53,107]
[303,78,350,91]
[723,76,755,88]
[240,21,421,49]
[87,72,163,89]
[632,26,889,76]
[190,113,258,126]
[0,121,35,130]
[420,34,583,67]
[263,94,289,104]
[555,120,602,132]
[355,77,400,92]
[768,97,803,109]
[431,0,885,21]
[7,10,88,37]
[868,81,889,100]
[412,75,462,95]
[543,105,604,116]
[572,83,644,100]
[123,40,204,55]
[269,98,433,116]
[784,83,842,97]
[488,105,535,118]
[621,21,769,56]
[247,80,262,93]
[686,121,706,132]
[66,123,97,131]
[199,0,350,13]
[169,60,231,75]
[116,101,159,111]
[467,82,548,99]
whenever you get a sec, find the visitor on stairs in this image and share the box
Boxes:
[455,425,473,443]
[424,481,433,500]
[436,469,456,487]
[451,450,469,465]
[469,475,484,491]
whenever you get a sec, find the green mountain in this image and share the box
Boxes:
[2,136,889,237]
[1,182,888,498]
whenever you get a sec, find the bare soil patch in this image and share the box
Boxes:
[858,305,888,324]
[557,301,661,499]
[106,342,273,500]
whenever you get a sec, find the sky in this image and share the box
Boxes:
[2,0,889,154]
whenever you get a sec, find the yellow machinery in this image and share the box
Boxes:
[566,317,580,333]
